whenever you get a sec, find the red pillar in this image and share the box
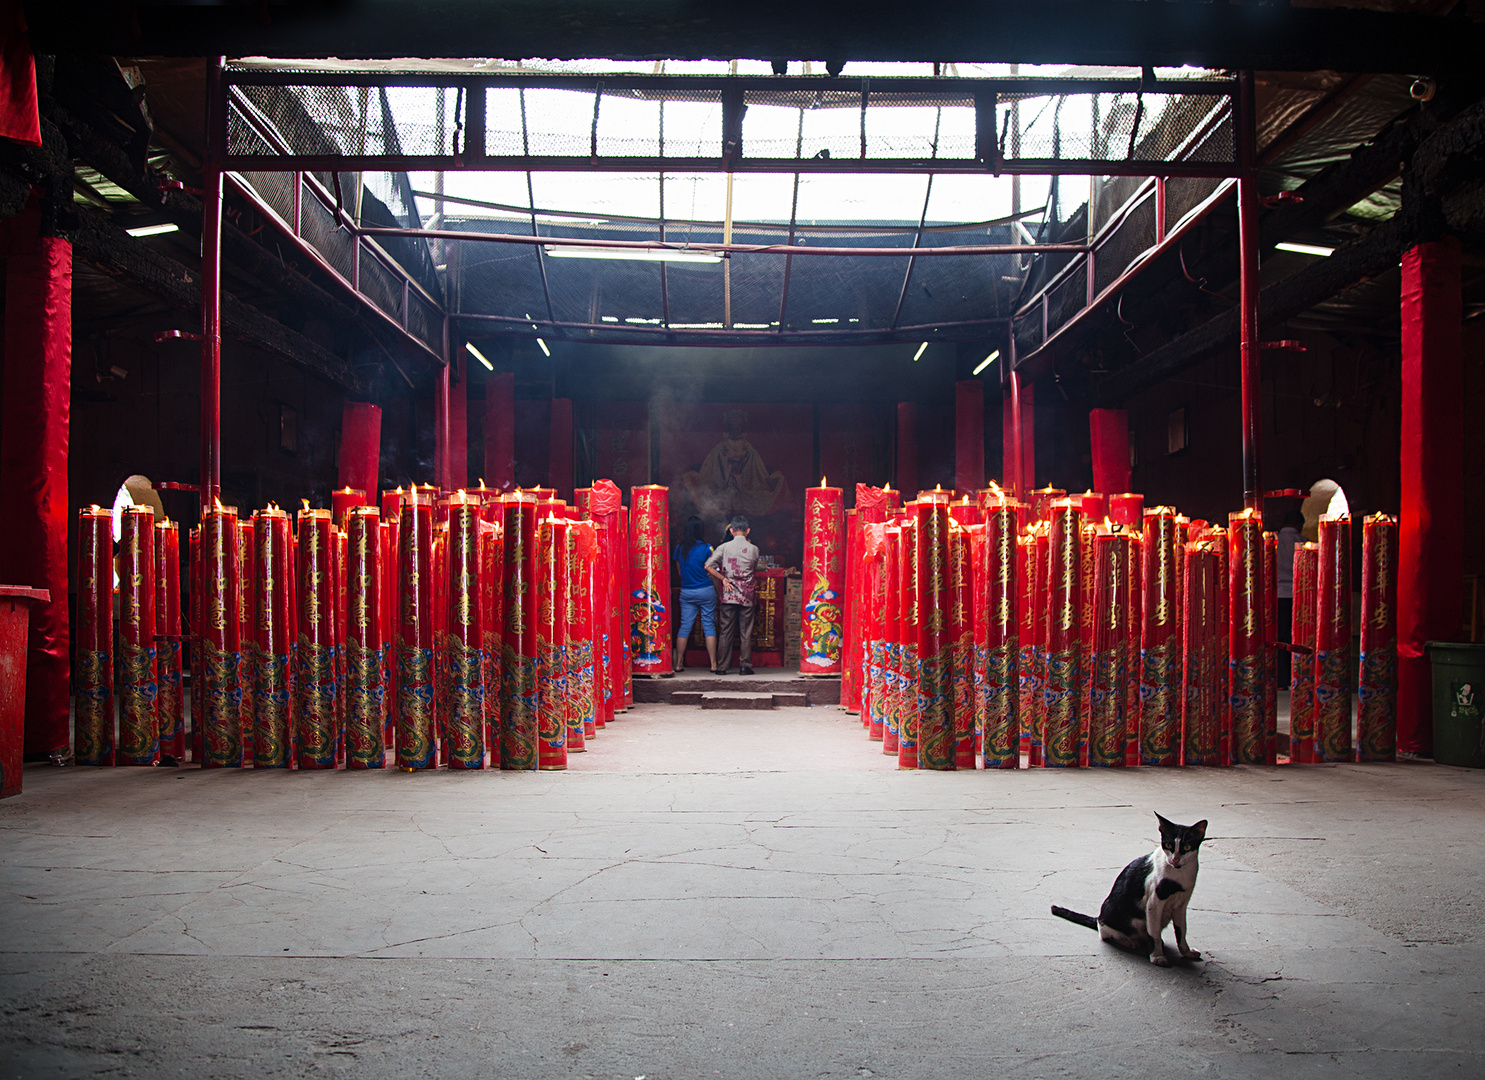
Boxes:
[896,402,918,496]
[549,398,573,500]
[485,371,515,492]
[1088,408,1131,495]
[435,359,468,491]
[1237,71,1263,513]
[0,214,71,757]
[338,402,381,502]
[954,380,984,495]
[1398,238,1465,756]
[450,366,467,489]
[1003,376,1034,497]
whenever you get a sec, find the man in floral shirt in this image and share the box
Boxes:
[705,515,760,674]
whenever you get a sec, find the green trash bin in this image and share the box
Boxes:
[1426,642,1485,768]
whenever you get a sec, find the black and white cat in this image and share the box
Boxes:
[1051,813,1208,966]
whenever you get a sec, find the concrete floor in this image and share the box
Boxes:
[2,705,1483,1079]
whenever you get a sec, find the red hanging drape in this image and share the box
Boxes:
[484,371,515,491]
[1002,382,1035,492]
[1089,408,1131,496]
[338,402,381,502]
[954,380,984,495]
[549,397,573,500]
[1397,239,1465,756]
[0,2,41,147]
[0,214,71,756]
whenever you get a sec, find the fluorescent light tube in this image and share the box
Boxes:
[913,342,929,362]
[126,222,179,237]
[537,338,551,357]
[544,245,722,264]
[466,342,494,371]
[1275,241,1334,257]
[972,350,1000,375]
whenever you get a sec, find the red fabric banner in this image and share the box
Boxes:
[484,371,515,492]
[338,402,381,502]
[1089,409,1131,497]
[1001,382,1035,492]
[0,233,70,756]
[549,398,574,500]
[0,3,41,147]
[954,380,985,496]
[1398,239,1464,756]
[896,403,918,496]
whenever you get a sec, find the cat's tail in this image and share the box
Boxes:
[1050,905,1098,930]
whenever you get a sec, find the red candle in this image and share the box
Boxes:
[1358,513,1397,762]
[1228,509,1268,765]
[155,519,184,763]
[1290,543,1319,763]
[843,508,861,715]
[566,519,595,751]
[479,517,504,754]
[882,523,902,756]
[74,507,114,766]
[1314,514,1353,762]
[251,507,292,768]
[1088,531,1132,767]
[441,495,484,769]
[1210,525,1231,766]
[1121,525,1143,766]
[431,516,448,765]
[117,506,158,766]
[1043,500,1083,767]
[587,482,626,722]
[332,486,365,530]
[982,502,1020,768]
[801,479,846,675]
[537,515,569,770]
[1078,517,1098,765]
[1027,525,1049,765]
[296,508,336,769]
[896,514,921,768]
[1030,486,1067,523]
[394,489,435,768]
[379,517,395,746]
[619,505,633,708]
[501,493,540,769]
[948,515,975,768]
[913,501,954,769]
[629,485,673,675]
[200,504,243,767]
[344,506,386,768]
[1262,530,1279,764]
[862,524,888,742]
[237,519,257,766]
[188,524,201,763]
[1182,539,1222,766]
[1108,493,1144,530]
[1079,490,1108,522]
[529,486,556,502]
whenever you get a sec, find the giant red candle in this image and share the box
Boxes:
[629,485,673,675]
[1228,509,1268,765]
[537,515,569,769]
[74,507,114,767]
[801,479,846,675]
[200,505,243,767]
[948,514,975,768]
[479,516,504,755]
[1182,540,1222,766]
[914,501,954,769]
[981,501,1019,769]
[346,506,386,768]
[252,507,292,768]
[117,506,158,766]
[1042,500,1083,767]
[396,489,436,769]
[1262,530,1279,764]
[1314,515,1353,763]
[843,508,861,713]
[1088,531,1132,767]
[1358,513,1398,762]
[1108,493,1144,530]
[566,519,596,750]
[1290,542,1319,763]
[237,519,257,765]
[501,493,539,769]
[896,515,920,768]
[296,508,336,769]
[443,495,484,769]
[862,524,888,741]
[332,486,366,529]
[155,519,184,763]
[881,523,902,756]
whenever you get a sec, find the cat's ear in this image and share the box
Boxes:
[1154,812,1173,830]
[1190,820,1208,841]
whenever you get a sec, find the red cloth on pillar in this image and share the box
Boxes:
[896,403,918,496]
[0,232,70,756]
[955,380,985,495]
[338,402,381,502]
[436,359,468,491]
[484,371,515,492]
[1398,239,1465,756]
[1002,382,1035,491]
[549,398,573,500]
[0,3,41,147]
[1089,408,1131,496]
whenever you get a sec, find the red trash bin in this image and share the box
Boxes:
[0,586,52,799]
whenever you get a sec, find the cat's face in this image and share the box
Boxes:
[1155,813,1207,869]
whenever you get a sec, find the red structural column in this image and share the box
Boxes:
[955,380,985,496]
[0,214,71,758]
[549,398,574,500]
[896,403,919,496]
[485,371,516,492]
[199,57,225,516]
[1005,374,1034,500]
[1089,409,1131,497]
[436,360,467,492]
[1398,239,1464,756]
[338,402,381,503]
[1237,70,1263,513]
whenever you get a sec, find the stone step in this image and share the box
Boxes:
[671,690,705,706]
[699,692,775,711]
[771,691,809,707]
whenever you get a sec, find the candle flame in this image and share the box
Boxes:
[300,498,311,513]
[394,485,403,495]
[883,482,890,491]
[988,480,1003,495]
[1085,489,1094,496]
[213,496,225,512]
[821,475,827,487]
[935,483,942,492]
[267,501,280,512]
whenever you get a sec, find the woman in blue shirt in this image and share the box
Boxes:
[672,515,718,672]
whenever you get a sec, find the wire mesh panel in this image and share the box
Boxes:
[1093,193,1158,296]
